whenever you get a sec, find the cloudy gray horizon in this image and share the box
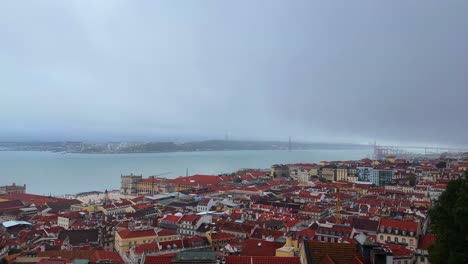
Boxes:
[1,1,467,147]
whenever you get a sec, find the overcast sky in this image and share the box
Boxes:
[0,1,467,146]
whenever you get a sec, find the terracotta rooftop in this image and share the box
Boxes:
[37,249,95,260]
[238,239,283,256]
[210,231,236,240]
[157,228,177,236]
[0,193,73,206]
[169,174,224,186]
[386,244,413,257]
[303,241,361,264]
[225,256,300,264]
[143,255,173,264]
[117,228,157,239]
[351,218,379,232]
[161,215,181,223]
[379,218,418,233]
[0,199,25,211]
[179,214,200,224]
[89,250,123,263]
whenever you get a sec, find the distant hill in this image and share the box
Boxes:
[118,140,368,153]
[0,140,370,153]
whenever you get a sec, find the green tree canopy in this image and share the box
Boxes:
[408,174,417,186]
[428,171,468,263]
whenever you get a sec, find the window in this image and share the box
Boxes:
[395,237,399,243]
[409,239,414,246]
[402,238,406,244]
[387,236,391,241]
[380,235,384,240]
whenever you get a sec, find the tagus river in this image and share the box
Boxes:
[0,148,371,195]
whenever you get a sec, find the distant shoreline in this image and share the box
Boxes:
[0,147,370,155]
[0,140,371,154]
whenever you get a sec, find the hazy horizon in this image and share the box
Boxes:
[1,1,467,148]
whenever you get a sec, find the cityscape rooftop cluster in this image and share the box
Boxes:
[1,153,468,264]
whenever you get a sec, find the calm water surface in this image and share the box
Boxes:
[0,149,371,195]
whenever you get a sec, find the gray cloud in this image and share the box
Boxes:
[0,1,467,146]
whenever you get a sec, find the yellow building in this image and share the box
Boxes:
[336,167,348,181]
[347,175,358,183]
[205,231,236,251]
[275,237,299,257]
[114,228,179,253]
[135,180,159,194]
[134,177,175,194]
[70,203,98,212]
[377,219,420,249]
[115,229,158,253]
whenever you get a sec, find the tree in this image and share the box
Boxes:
[408,174,417,186]
[435,161,447,169]
[7,248,21,255]
[428,171,468,263]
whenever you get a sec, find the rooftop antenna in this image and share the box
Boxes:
[288,136,292,152]
[186,168,188,177]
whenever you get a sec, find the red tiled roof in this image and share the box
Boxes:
[161,215,181,223]
[157,228,177,236]
[0,193,72,206]
[38,258,71,264]
[179,214,200,224]
[37,250,95,260]
[59,211,82,219]
[225,256,300,264]
[351,218,379,232]
[132,195,146,202]
[198,197,212,205]
[117,228,157,239]
[379,218,418,232]
[303,242,360,264]
[144,255,173,264]
[283,218,302,228]
[169,174,224,186]
[0,199,24,211]
[103,200,133,209]
[385,244,413,257]
[89,250,123,263]
[211,231,236,240]
[135,243,159,254]
[297,228,316,237]
[238,239,283,256]
[301,205,322,213]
